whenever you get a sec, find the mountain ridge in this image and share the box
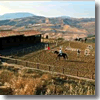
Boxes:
[0,13,95,36]
[0,12,35,20]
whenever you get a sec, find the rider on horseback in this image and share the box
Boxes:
[59,48,62,55]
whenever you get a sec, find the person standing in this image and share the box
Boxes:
[77,49,80,57]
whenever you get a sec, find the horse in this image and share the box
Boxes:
[54,51,68,60]
[75,38,87,43]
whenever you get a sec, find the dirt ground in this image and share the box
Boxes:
[17,41,95,79]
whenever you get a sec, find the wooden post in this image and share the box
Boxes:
[77,68,78,76]
[54,85,56,94]
[63,67,64,74]
[52,66,55,76]
[37,64,39,69]
[56,40,58,46]
[77,71,78,76]
[69,43,70,47]
[15,60,17,64]
[92,73,95,79]
[49,66,51,71]
[26,61,28,67]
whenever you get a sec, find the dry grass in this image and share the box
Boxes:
[0,70,15,84]
[0,64,95,95]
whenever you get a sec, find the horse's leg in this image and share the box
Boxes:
[56,56,58,60]
[59,56,60,60]
[66,55,68,59]
[65,55,68,60]
[65,55,67,60]
[63,55,65,60]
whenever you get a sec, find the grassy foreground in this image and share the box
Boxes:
[0,63,95,95]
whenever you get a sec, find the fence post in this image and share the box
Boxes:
[63,67,64,74]
[77,68,78,76]
[15,60,17,64]
[92,73,95,79]
[54,85,56,94]
[26,61,28,67]
[49,66,51,71]
[77,71,78,76]
[37,64,39,69]
[52,66,54,76]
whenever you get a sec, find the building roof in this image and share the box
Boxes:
[20,30,41,37]
[0,31,22,38]
[0,30,41,38]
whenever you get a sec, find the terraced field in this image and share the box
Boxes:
[16,41,95,79]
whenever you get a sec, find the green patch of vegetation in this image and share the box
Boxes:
[87,35,95,38]
[57,38,64,40]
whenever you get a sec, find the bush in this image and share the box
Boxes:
[57,38,64,40]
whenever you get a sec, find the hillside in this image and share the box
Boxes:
[77,22,95,35]
[63,25,88,34]
[0,15,95,37]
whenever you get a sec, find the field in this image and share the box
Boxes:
[14,41,95,79]
[0,39,95,95]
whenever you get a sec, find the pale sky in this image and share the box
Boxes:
[0,1,95,18]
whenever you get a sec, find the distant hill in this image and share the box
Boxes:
[63,24,88,34]
[0,13,95,35]
[0,12,35,20]
[0,16,46,27]
[58,16,71,19]
[77,22,95,35]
